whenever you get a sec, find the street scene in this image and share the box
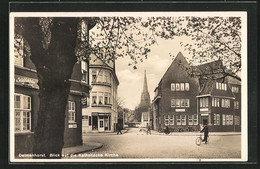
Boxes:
[11,11,246,162]
[82,128,241,159]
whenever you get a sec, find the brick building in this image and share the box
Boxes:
[152,52,241,132]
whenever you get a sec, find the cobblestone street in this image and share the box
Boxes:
[82,128,241,159]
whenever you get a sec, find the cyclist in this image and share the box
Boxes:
[200,123,209,144]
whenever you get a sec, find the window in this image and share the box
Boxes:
[171,83,175,91]
[188,114,198,125]
[169,115,174,125]
[222,114,226,125]
[193,115,198,125]
[100,120,103,128]
[234,101,239,109]
[97,70,103,82]
[232,86,239,93]
[92,70,97,83]
[171,99,190,108]
[180,83,185,91]
[92,92,97,105]
[81,61,88,83]
[181,115,186,125]
[235,116,240,125]
[222,99,230,108]
[185,83,189,91]
[171,83,189,91]
[171,99,175,107]
[213,114,220,125]
[212,97,220,107]
[176,115,181,125]
[98,92,103,105]
[68,101,76,123]
[216,82,227,91]
[14,94,31,132]
[176,83,180,91]
[222,115,233,125]
[104,92,108,105]
[188,115,193,125]
[200,97,209,108]
[164,115,169,126]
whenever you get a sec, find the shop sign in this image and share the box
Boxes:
[68,124,77,128]
[15,75,39,89]
[98,113,111,116]
[175,109,185,112]
[200,108,209,112]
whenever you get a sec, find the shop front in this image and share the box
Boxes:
[91,112,111,132]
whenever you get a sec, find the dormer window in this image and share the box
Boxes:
[216,82,227,91]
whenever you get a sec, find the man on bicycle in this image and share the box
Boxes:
[200,123,209,143]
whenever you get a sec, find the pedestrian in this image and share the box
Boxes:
[164,126,170,135]
[146,125,151,135]
[117,124,122,135]
[200,123,209,143]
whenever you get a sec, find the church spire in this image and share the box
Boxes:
[143,70,149,93]
[140,70,150,106]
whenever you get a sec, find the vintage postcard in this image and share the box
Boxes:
[9,11,247,162]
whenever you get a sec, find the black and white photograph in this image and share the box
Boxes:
[9,11,248,162]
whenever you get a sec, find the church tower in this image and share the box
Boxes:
[140,70,151,107]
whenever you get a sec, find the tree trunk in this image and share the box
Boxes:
[18,17,80,158]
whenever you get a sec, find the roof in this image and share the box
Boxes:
[199,79,235,98]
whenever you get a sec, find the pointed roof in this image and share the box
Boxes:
[143,70,149,93]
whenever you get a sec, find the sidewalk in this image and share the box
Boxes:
[62,142,103,155]
[83,129,128,136]
[152,130,241,136]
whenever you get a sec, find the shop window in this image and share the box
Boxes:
[68,101,76,123]
[14,94,31,132]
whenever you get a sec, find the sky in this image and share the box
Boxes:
[115,37,193,110]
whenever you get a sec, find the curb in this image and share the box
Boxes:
[73,143,103,154]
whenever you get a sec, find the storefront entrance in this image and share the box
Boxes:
[92,112,111,132]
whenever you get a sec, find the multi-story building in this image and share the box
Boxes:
[14,40,90,155]
[152,52,200,131]
[82,54,119,133]
[152,52,241,132]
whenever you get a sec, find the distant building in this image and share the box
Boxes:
[135,70,152,127]
[14,39,90,156]
[152,52,241,132]
[82,54,119,133]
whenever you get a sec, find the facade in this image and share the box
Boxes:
[135,71,152,127]
[82,54,119,133]
[152,52,241,132]
[152,52,200,132]
[14,41,90,155]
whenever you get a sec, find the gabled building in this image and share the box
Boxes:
[14,40,90,155]
[152,52,241,132]
[82,54,119,133]
[152,52,200,131]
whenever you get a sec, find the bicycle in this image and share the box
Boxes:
[195,133,210,146]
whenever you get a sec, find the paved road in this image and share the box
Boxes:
[83,128,241,159]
